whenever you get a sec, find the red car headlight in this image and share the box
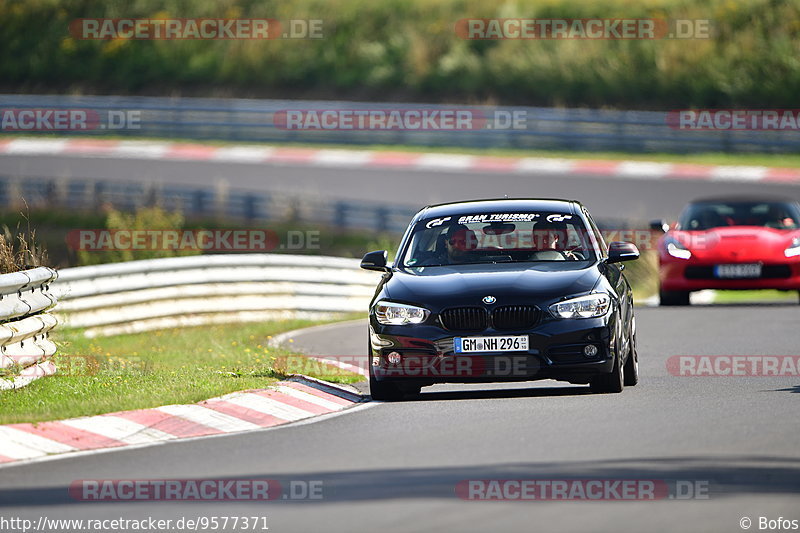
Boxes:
[785,237,800,258]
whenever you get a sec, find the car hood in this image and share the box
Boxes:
[668,227,800,261]
[384,262,600,308]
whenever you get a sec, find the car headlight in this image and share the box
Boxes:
[785,237,800,258]
[549,293,611,319]
[665,237,692,260]
[374,300,430,325]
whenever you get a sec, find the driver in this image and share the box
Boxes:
[532,219,579,260]
[766,205,798,229]
[444,224,477,263]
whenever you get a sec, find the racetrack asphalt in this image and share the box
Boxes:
[2,153,800,222]
[1,304,798,533]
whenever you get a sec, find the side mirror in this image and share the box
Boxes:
[649,219,670,233]
[607,241,640,263]
[361,250,389,271]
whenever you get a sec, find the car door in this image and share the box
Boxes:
[585,209,633,356]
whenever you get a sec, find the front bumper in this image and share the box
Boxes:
[659,257,800,292]
[369,316,616,385]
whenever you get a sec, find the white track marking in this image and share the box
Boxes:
[4,139,68,154]
[312,150,374,166]
[415,154,475,170]
[61,415,175,444]
[0,427,76,458]
[515,158,575,173]
[157,404,261,432]
[213,146,275,162]
[710,166,768,182]
[112,141,170,159]
[274,385,345,410]
[616,161,673,179]
[218,392,316,421]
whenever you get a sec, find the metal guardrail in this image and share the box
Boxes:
[0,175,418,234]
[0,267,59,391]
[53,254,380,337]
[1,94,798,154]
[0,174,633,235]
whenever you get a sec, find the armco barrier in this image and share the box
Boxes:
[52,254,380,337]
[0,267,59,390]
[1,94,798,153]
[0,175,419,234]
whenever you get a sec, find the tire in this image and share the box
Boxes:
[659,290,690,306]
[369,373,405,401]
[399,384,422,397]
[590,351,624,394]
[367,335,405,401]
[623,329,639,387]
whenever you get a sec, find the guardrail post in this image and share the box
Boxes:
[144,182,159,207]
[214,179,229,219]
[243,193,258,221]
[93,181,105,209]
[722,131,732,153]
[192,189,208,215]
[334,201,347,229]
[375,207,388,232]
[51,178,69,207]
[7,178,22,210]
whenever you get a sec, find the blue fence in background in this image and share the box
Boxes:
[1,94,799,154]
[1,174,638,235]
[0,174,418,234]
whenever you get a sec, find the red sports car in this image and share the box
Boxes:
[652,196,800,305]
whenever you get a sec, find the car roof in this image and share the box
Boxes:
[416,198,582,220]
[689,195,800,205]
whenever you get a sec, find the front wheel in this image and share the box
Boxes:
[623,329,639,387]
[369,373,405,401]
[590,352,624,394]
[659,290,690,306]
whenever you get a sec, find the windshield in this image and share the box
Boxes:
[678,201,800,231]
[401,212,596,267]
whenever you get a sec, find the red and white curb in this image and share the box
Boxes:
[0,376,363,467]
[1,137,799,184]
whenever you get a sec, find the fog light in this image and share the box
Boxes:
[386,352,402,365]
[583,345,598,358]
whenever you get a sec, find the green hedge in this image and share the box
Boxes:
[1,0,798,108]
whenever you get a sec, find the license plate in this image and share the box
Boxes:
[454,335,529,353]
[714,263,762,279]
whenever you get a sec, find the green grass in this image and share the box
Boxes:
[2,0,798,109]
[0,319,363,425]
[709,290,799,304]
[624,250,659,302]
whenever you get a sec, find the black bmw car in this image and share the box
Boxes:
[360,199,641,400]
